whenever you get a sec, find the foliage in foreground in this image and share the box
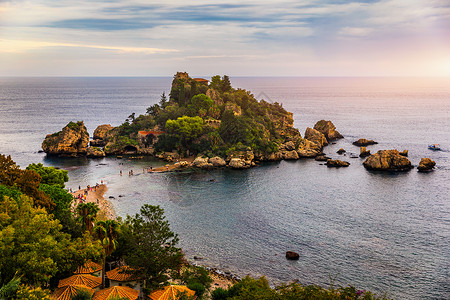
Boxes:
[211,276,392,300]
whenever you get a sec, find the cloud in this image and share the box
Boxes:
[339,27,373,37]
[0,39,178,54]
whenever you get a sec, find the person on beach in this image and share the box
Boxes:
[120,170,122,176]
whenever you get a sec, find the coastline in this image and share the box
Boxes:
[71,184,116,220]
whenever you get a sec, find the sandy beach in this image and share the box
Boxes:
[148,156,195,173]
[71,184,115,220]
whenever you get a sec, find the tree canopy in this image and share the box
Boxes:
[26,163,68,188]
[122,205,183,291]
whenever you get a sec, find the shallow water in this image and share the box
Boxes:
[0,77,449,299]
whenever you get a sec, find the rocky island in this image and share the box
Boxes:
[42,72,344,169]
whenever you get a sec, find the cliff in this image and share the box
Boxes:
[42,121,89,156]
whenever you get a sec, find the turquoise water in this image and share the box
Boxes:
[0,77,449,299]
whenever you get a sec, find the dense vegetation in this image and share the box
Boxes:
[1,154,391,299]
[104,73,301,157]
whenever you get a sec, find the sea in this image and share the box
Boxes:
[0,77,449,299]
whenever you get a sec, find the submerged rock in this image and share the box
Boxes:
[363,150,412,171]
[353,138,378,146]
[42,121,89,156]
[313,120,343,141]
[315,155,330,161]
[326,159,350,168]
[417,158,436,172]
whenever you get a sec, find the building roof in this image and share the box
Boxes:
[58,274,102,289]
[106,266,140,282]
[93,286,139,300]
[74,260,103,274]
[149,285,195,300]
[138,130,165,136]
[53,285,94,300]
[193,78,209,83]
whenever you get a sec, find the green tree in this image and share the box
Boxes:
[123,205,183,291]
[165,116,204,151]
[26,163,68,188]
[189,94,213,117]
[94,219,121,288]
[76,203,100,233]
[0,273,21,299]
[15,285,52,300]
[70,286,93,300]
[159,92,168,108]
[221,75,232,93]
[0,195,101,286]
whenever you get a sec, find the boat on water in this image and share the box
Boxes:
[428,144,441,150]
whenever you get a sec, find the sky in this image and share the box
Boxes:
[0,0,449,76]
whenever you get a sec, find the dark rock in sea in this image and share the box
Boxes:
[337,148,346,154]
[359,147,371,158]
[118,195,124,197]
[42,121,89,156]
[417,158,436,172]
[326,159,350,168]
[353,138,378,146]
[399,150,408,157]
[363,150,412,171]
[315,155,330,161]
[193,256,204,260]
[108,196,115,199]
[286,251,300,260]
[313,120,343,141]
[38,150,44,153]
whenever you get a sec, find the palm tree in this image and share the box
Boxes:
[94,220,121,288]
[76,203,100,233]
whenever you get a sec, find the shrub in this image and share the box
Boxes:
[211,287,229,300]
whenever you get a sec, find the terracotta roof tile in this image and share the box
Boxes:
[106,266,140,282]
[149,285,195,300]
[74,260,103,274]
[58,274,102,289]
[53,285,94,300]
[93,286,139,300]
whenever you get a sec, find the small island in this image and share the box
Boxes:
[42,72,343,169]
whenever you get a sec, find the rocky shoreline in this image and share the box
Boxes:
[42,119,437,173]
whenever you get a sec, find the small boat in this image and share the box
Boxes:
[428,144,441,150]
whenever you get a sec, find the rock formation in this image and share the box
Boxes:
[304,127,328,148]
[86,147,106,158]
[352,139,378,146]
[91,124,114,147]
[42,121,89,156]
[209,156,226,167]
[227,151,254,168]
[363,150,412,171]
[399,150,408,157]
[285,251,299,260]
[192,156,213,169]
[417,158,436,172]
[326,159,350,167]
[359,147,371,158]
[313,120,343,141]
[336,148,346,154]
[297,139,322,158]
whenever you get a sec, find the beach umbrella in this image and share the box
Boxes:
[74,260,103,274]
[53,285,94,300]
[93,286,139,300]
[149,285,195,300]
[58,274,102,289]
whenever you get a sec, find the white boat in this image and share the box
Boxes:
[428,144,441,150]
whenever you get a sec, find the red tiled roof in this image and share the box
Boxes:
[58,274,102,289]
[106,266,140,282]
[138,131,165,136]
[93,286,139,300]
[53,285,94,300]
[74,260,103,274]
[149,285,195,300]
[193,78,209,83]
